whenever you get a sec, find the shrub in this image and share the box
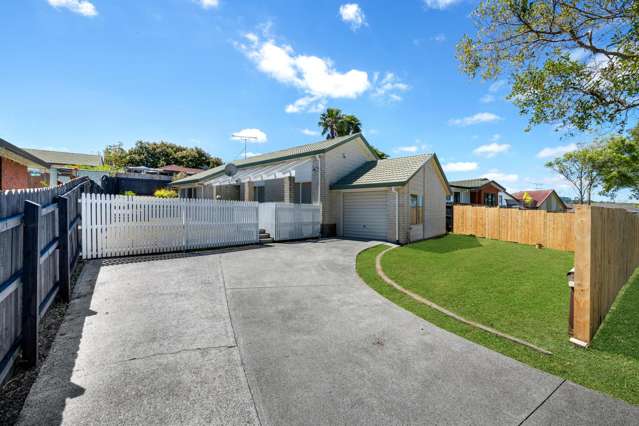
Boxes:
[154,188,178,198]
[123,190,136,196]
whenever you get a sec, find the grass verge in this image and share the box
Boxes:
[356,236,639,405]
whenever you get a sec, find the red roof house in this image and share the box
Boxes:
[511,189,568,212]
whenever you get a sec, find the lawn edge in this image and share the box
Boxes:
[374,244,553,355]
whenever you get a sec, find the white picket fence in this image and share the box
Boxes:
[81,194,259,259]
[259,203,321,241]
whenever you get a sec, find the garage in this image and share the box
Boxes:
[342,191,388,240]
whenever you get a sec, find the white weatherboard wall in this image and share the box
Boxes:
[423,159,447,239]
[82,194,259,259]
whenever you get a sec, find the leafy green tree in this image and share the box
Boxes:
[338,114,362,135]
[545,145,600,204]
[369,145,389,159]
[103,142,128,169]
[457,0,639,132]
[595,131,639,199]
[120,141,221,169]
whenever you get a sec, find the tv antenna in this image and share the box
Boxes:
[231,133,258,160]
[529,182,544,190]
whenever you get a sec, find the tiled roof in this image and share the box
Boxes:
[160,164,204,175]
[331,154,434,189]
[511,189,561,207]
[449,178,506,192]
[0,138,50,168]
[25,148,101,167]
[449,178,491,189]
[173,133,370,185]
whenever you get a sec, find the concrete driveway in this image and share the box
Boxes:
[19,239,638,425]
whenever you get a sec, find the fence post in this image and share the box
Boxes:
[56,195,71,303]
[22,200,41,367]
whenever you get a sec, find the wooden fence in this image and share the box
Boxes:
[453,205,575,251]
[0,178,91,383]
[573,206,639,344]
[258,203,321,241]
[81,194,260,259]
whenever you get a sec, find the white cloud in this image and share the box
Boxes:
[473,143,511,158]
[482,169,519,183]
[488,80,507,93]
[301,128,320,136]
[47,0,97,16]
[395,146,419,153]
[569,48,589,62]
[339,3,366,31]
[372,72,410,102]
[442,162,479,172]
[245,152,261,158]
[536,143,578,158]
[480,94,495,104]
[432,33,446,42]
[448,112,502,126]
[236,32,371,113]
[231,128,268,143]
[423,0,462,9]
[490,133,501,141]
[197,0,219,8]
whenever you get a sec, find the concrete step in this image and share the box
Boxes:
[260,238,274,244]
[259,233,271,239]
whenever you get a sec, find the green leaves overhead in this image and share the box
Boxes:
[457,0,639,131]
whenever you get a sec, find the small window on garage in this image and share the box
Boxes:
[410,194,424,225]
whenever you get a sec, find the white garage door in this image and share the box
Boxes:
[343,191,388,240]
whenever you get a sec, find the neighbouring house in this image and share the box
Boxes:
[447,178,512,207]
[171,133,451,243]
[511,189,568,212]
[160,164,205,177]
[25,148,102,186]
[0,138,50,190]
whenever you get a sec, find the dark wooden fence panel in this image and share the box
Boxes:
[0,177,91,381]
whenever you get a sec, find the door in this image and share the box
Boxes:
[343,191,388,240]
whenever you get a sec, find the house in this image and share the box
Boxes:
[511,189,568,212]
[0,138,50,190]
[447,178,510,207]
[171,133,451,243]
[160,164,205,177]
[25,148,102,185]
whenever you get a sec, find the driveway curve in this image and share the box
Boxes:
[222,239,638,425]
[19,239,638,425]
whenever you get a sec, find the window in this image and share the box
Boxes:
[453,191,461,203]
[295,182,312,204]
[484,192,496,206]
[410,194,424,225]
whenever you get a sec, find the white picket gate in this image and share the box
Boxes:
[259,203,321,241]
[81,194,259,259]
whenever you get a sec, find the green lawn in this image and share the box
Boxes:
[356,234,639,405]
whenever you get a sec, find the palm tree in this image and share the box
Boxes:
[318,108,344,139]
[340,115,362,135]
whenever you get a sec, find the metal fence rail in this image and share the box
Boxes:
[81,194,260,259]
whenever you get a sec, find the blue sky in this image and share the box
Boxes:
[0,0,616,199]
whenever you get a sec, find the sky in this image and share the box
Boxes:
[0,0,625,200]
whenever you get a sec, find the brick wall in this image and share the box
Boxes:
[0,156,30,190]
